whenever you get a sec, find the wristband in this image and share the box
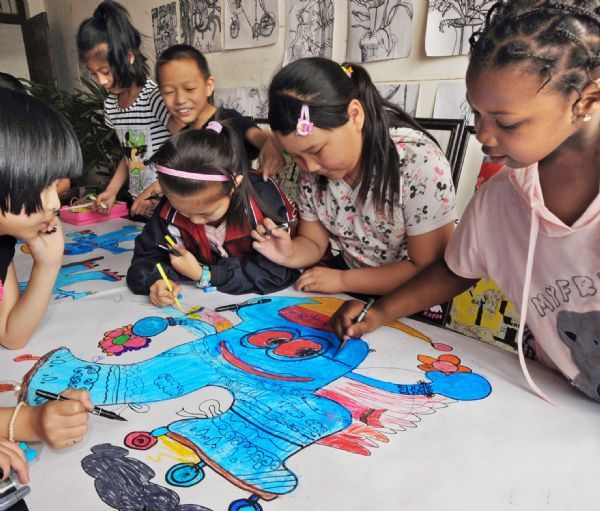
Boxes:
[194,266,211,289]
[8,402,26,443]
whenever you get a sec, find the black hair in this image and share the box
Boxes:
[0,72,27,94]
[0,88,82,215]
[268,57,438,215]
[77,0,148,89]
[150,117,283,228]
[469,0,600,95]
[155,44,212,85]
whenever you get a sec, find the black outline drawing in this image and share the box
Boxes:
[225,0,277,48]
[376,82,420,117]
[152,2,178,58]
[248,87,268,118]
[428,0,496,56]
[349,0,413,62]
[180,0,222,53]
[214,87,250,115]
[284,0,334,64]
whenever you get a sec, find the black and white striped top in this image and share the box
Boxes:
[104,79,170,197]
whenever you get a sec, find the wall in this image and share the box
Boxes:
[0,23,29,79]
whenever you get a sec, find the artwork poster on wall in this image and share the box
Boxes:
[346,0,413,63]
[283,0,335,65]
[433,81,474,123]
[375,82,420,117]
[425,0,496,57]
[224,0,279,50]
[180,0,223,53]
[152,2,179,58]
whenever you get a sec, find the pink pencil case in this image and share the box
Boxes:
[59,201,129,225]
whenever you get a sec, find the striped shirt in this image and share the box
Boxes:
[104,79,171,197]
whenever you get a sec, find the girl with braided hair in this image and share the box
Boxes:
[334,0,600,404]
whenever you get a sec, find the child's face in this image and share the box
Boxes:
[159,59,215,127]
[275,100,364,182]
[466,63,582,169]
[0,181,61,240]
[84,44,121,95]
[165,186,231,226]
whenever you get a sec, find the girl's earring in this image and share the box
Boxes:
[583,114,592,122]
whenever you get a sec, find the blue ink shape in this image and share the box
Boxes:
[64,225,140,255]
[25,296,491,506]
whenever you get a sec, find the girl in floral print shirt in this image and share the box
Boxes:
[253,57,455,296]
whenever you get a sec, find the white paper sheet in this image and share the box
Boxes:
[180,0,223,53]
[152,2,179,58]
[433,80,473,123]
[223,0,279,50]
[375,82,420,117]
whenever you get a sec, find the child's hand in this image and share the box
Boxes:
[168,245,202,281]
[0,438,29,484]
[149,279,182,308]
[296,267,345,294]
[26,217,64,266]
[330,300,384,341]
[131,181,162,217]
[94,190,116,214]
[28,389,93,449]
[252,218,294,265]
[258,136,286,180]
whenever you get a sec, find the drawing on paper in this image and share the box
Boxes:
[83,444,213,511]
[248,87,268,118]
[376,82,420,117]
[433,81,474,123]
[347,0,413,63]
[214,88,250,115]
[180,0,223,53]
[426,0,495,56]
[284,0,334,65]
[24,296,491,510]
[152,2,178,58]
[224,0,278,50]
[18,257,123,301]
[63,225,141,256]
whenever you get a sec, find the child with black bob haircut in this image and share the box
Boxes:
[127,118,298,305]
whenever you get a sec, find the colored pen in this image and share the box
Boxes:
[156,243,182,257]
[334,298,375,356]
[266,218,299,236]
[60,202,95,211]
[214,298,272,312]
[156,263,184,312]
[165,234,178,248]
[0,485,30,511]
[34,389,127,422]
[88,194,108,210]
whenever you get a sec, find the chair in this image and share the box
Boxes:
[415,117,466,177]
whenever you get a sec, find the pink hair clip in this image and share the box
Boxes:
[206,121,223,133]
[296,104,314,136]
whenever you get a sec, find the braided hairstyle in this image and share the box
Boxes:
[469,0,600,95]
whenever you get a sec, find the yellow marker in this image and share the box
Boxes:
[156,262,183,312]
[165,235,177,248]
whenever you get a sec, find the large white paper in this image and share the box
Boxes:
[223,0,279,50]
[346,0,413,63]
[433,80,474,123]
[376,82,420,117]
[283,0,335,65]
[152,2,179,58]
[180,0,223,53]
[213,87,251,115]
[425,0,495,57]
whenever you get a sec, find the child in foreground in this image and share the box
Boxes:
[0,89,93,482]
[127,119,299,304]
[253,57,456,296]
[333,0,600,403]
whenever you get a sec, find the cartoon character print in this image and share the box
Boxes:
[23,296,491,510]
[557,310,600,401]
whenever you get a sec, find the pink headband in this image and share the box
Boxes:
[156,165,230,181]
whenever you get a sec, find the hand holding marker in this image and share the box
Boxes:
[334,298,375,356]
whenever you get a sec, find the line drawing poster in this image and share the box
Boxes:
[283,0,335,65]
[152,2,179,58]
[346,0,413,63]
[180,0,223,53]
[214,87,251,115]
[426,0,495,56]
[376,82,420,117]
[224,0,279,50]
[433,80,474,123]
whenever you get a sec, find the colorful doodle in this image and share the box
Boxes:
[24,296,492,510]
[64,225,141,255]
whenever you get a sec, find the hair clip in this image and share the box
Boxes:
[341,65,353,78]
[296,104,314,136]
[206,121,223,133]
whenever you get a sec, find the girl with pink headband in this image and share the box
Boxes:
[126,119,299,303]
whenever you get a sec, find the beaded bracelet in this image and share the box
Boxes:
[8,401,26,443]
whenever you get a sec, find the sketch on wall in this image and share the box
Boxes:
[426,0,495,56]
[180,0,223,53]
[346,0,413,63]
[248,87,268,118]
[376,82,420,117]
[152,2,179,58]
[223,0,278,50]
[214,88,251,115]
[433,81,474,123]
[283,0,335,65]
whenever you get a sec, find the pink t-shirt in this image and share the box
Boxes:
[445,165,600,401]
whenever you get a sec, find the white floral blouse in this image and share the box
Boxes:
[298,127,456,268]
